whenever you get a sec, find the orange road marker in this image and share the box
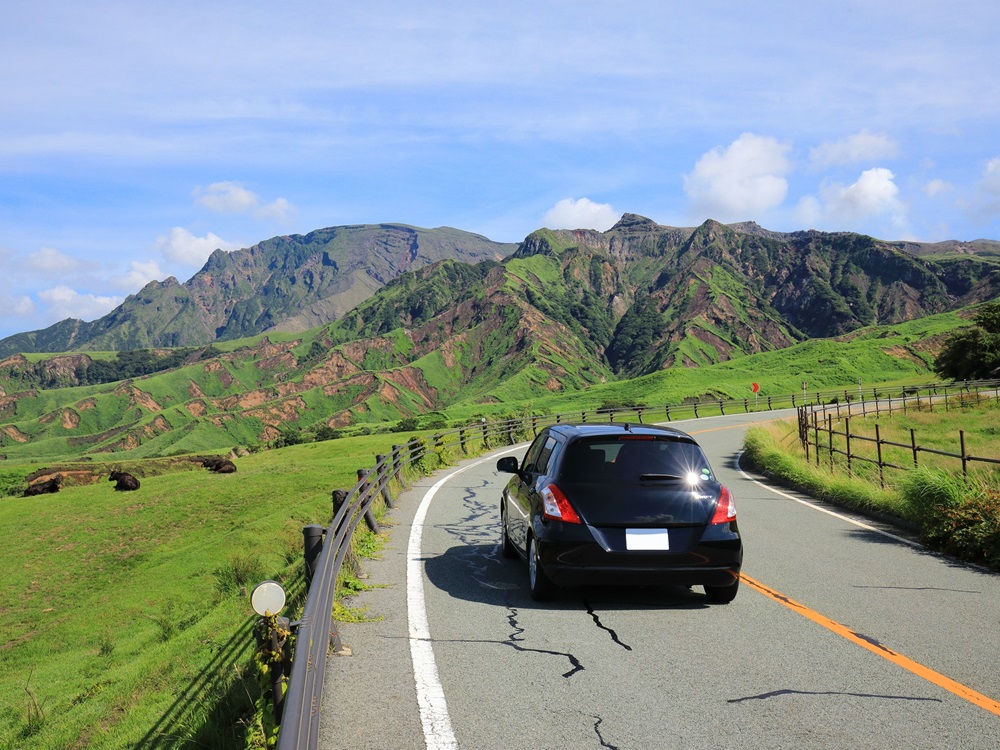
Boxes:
[741,573,1000,717]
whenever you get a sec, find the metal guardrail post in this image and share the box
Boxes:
[375,456,394,508]
[392,446,406,488]
[356,469,380,533]
[302,524,324,588]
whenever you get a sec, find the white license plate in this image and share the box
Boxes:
[626,529,670,551]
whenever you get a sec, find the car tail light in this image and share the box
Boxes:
[540,483,582,524]
[710,485,736,524]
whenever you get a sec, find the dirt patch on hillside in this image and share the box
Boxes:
[257,352,297,372]
[186,400,207,417]
[188,380,206,398]
[0,354,29,369]
[204,361,234,388]
[62,409,80,430]
[75,398,98,410]
[881,345,929,366]
[303,352,362,388]
[94,415,172,453]
[2,426,29,443]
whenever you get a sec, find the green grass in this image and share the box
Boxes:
[0,426,490,748]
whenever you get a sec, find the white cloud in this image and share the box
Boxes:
[924,179,953,197]
[194,181,294,221]
[153,227,240,267]
[683,133,792,222]
[809,130,899,168]
[975,157,1000,217]
[36,286,122,323]
[797,167,908,232]
[7,295,36,317]
[25,246,85,273]
[542,198,620,231]
[113,260,166,292]
[825,168,904,220]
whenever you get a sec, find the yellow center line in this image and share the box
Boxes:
[741,573,1000,717]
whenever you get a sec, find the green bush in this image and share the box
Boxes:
[898,468,967,517]
[900,470,1000,568]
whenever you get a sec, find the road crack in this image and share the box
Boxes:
[728,688,942,704]
[584,599,632,651]
[592,716,621,749]
[505,607,584,678]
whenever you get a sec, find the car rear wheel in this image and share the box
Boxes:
[703,578,739,604]
[500,503,516,559]
[527,535,556,601]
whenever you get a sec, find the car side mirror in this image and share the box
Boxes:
[496,456,519,473]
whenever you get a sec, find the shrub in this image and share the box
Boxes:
[921,490,1000,568]
[214,551,267,596]
[898,468,967,518]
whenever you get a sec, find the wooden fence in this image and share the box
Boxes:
[797,384,1000,486]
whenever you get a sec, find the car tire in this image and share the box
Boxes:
[703,578,739,604]
[527,535,556,601]
[500,503,516,559]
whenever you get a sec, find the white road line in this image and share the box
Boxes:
[736,453,919,547]
[407,448,522,750]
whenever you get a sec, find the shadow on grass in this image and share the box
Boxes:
[133,615,258,750]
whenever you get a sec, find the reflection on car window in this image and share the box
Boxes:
[535,437,559,474]
[560,438,713,482]
[521,433,548,473]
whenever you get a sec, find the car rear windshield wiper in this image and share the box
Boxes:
[639,473,685,481]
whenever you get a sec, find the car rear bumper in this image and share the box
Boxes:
[535,523,742,588]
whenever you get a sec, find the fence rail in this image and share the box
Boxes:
[274,377,1000,749]
[796,380,1000,486]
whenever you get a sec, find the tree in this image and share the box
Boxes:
[933,300,1000,380]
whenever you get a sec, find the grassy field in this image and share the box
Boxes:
[0,432,451,749]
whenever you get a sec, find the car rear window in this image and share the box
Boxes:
[559,436,713,483]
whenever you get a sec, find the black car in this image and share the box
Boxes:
[496,422,742,602]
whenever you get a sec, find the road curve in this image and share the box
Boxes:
[320,411,1000,749]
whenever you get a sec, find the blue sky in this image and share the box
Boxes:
[2,1,999,340]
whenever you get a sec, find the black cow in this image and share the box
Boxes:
[24,476,61,496]
[109,470,140,491]
[203,457,237,473]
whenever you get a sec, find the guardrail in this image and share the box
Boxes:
[272,377,999,749]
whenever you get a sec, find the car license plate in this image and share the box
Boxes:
[626,529,670,550]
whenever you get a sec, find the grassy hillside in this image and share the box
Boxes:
[0,308,968,465]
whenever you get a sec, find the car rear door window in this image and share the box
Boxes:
[561,437,713,483]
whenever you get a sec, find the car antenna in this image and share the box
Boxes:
[623,422,631,431]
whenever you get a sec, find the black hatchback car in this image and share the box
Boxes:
[497,423,742,602]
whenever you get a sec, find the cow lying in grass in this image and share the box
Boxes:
[202,457,237,473]
[109,470,140,491]
[24,476,61,496]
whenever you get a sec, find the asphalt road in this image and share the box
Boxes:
[320,411,1000,749]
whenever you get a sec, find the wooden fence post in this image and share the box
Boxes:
[845,417,852,477]
[875,424,885,489]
